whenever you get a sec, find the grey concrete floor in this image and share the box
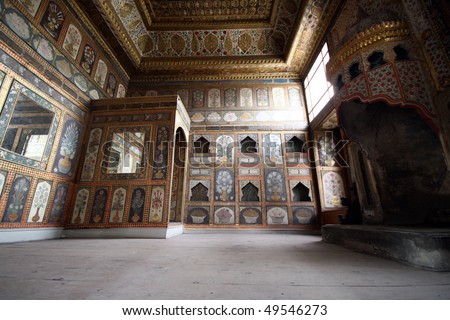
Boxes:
[0,233,449,300]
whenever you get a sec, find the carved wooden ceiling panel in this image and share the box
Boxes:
[77,0,342,81]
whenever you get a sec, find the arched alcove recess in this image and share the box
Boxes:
[339,100,450,226]
[170,128,187,223]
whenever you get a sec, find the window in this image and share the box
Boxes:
[304,43,334,121]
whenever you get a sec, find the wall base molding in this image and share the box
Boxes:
[0,228,64,243]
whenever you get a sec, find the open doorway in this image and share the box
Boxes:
[170,128,187,223]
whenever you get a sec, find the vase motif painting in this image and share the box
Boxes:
[109,187,126,223]
[94,60,107,88]
[80,44,96,74]
[240,88,253,107]
[129,188,145,223]
[263,134,282,165]
[2,175,31,223]
[192,90,204,108]
[152,126,169,180]
[322,171,345,208]
[28,180,52,223]
[267,207,288,225]
[224,88,237,107]
[40,1,65,40]
[149,186,164,223]
[240,207,262,225]
[187,207,209,224]
[216,135,234,165]
[71,188,89,224]
[215,169,234,202]
[265,169,287,202]
[256,88,269,107]
[90,188,108,223]
[53,117,81,176]
[214,207,234,225]
[117,84,126,98]
[62,24,82,60]
[106,73,117,97]
[48,183,69,223]
[208,89,220,108]
[80,128,102,181]
[272,87,286,107]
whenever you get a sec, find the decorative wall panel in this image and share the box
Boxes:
[52,116,82,177]
[109,187,127,223]
[28,180,52,223]
[89,188,108,224]
[71,188,90,224]
[48,183,69,223]
[2,174,31,223]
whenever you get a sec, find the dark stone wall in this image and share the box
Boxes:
[340,101,450,226]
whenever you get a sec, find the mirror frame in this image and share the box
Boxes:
[0,81,60,169]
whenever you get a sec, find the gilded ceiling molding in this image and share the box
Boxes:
[287,0,341,75]
[140,57,286,70]
[131,72,301,83]
[326,21,410,76]
[134,0,153,30]
[65,0,130,80]
[93,0,142,67]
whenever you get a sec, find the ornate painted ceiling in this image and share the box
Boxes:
[75,0,342,81]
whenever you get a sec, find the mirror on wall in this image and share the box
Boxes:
[100,126,151,180]
[1,93,55,161]
[105,131,145,174]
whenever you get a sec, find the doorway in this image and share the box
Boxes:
[170,128,187,223]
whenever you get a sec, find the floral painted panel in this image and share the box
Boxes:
[265,169,287,202]
[48,183,69,223]
[192,89,205,108]
[322,171,346,208]
[3,8,33,42]
[267,207,288,225]
[40,1,65,40]
[94,60,107,88]
[62,24,82,60]
[80,44,96,75]
[256,88,269,107]
[109,187,127,223]
[153,126,170,180]
[224,88,237,108]
[106,73,117,97]
[215,169,234,202]
[71,188,89,224]
[216,135,234,165]
[208,89,221,108]
[129,187,145,223]
[2,174,31,223]
[187,207,209,224]
[240,88,253,107]
[214,207,234,225]
[263,134,283,165]
[117,84,126,98]
[28,180,52,223]
[177,89,189,107]
[0,170,7,197]
[31,35,55,62]
[288,87,302,108]
[292,207,316,225]
[80,128,102,181]
[149,186,164,223]
[239,207,262,225]
[18,0,42,17]
[90,188,108,223]
[52,117,81,177]
[272,87,286,107]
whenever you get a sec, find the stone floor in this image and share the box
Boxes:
[0,233,449,300]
